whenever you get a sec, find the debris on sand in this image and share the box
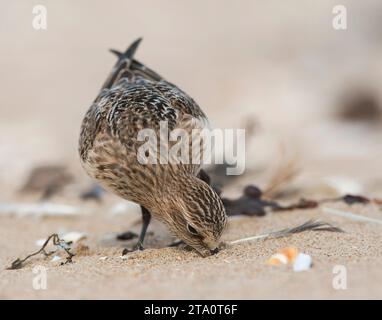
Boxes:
[36,231,86,247]
[51,255,61,262]
[19,165,74,199]
[267,247,298,266]
[222,181,380,217]
[274,199,319,211]
[323,207,382,225]
[0,202,82,218]
[293,253,312,272]
[116,231,138,241]
[6,234,75,270]
[323,176,363,196]
[35,238,46,247]
[267,247,312,272]
[61,231,87,243]
[320,194,381,206]
[340,194,371,205]
[80,184,104,201]
[267,253,288,266]
[221,184,317,216]
[109,201,141,216]
[229,220,343,245]
[335,89,382,124]
[222,185,278,216]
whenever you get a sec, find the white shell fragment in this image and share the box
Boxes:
[109,201,141,216]
[0,202,82,218]
[323,207,382,225]
[36,231,86,249]
[293,253,312,272]
[99,256,108,261]
[323,176,363,196]
[35,238,47,247]
[268,253,289,265]
[61,231,87,243]
[51,255,62,262]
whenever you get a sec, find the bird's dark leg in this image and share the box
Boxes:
[122,206,151,255]
[134,206,151,250]
[197,169,211,185]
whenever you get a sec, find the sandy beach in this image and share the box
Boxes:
[1,201,381,299]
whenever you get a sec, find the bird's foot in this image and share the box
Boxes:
[134,241,144,251]
[122,241,144,255]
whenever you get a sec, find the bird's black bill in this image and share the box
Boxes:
[210,248,219,255]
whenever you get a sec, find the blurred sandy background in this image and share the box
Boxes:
[0,1,382,299]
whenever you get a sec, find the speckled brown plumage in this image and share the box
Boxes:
[79,39,226,256]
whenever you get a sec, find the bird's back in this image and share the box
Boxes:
[79,39,210,205]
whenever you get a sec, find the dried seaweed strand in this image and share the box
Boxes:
[6,233,75,270]
[229,220,344,245]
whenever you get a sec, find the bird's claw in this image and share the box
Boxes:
[121,242,144,256]
[134,242,144,251]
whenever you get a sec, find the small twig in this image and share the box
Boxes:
[6,234,75,270]
[229,220,344,245]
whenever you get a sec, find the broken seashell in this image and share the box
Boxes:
[323,177,363,196]
[51,255,61,262]
[109,201,141,216]
[281,247,299,262]
[267,247,299,266]
[293,253,312,272]
[0,202,82,218]
[267,253,288,266]
[61,231,87,243]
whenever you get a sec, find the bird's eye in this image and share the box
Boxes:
[187,224,198,235]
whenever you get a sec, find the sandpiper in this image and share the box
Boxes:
[79,39,227,256]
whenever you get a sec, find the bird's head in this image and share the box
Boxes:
[157,174,227,257]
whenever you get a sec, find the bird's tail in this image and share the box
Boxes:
[97,38,163,96]
[110,37,142,61]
